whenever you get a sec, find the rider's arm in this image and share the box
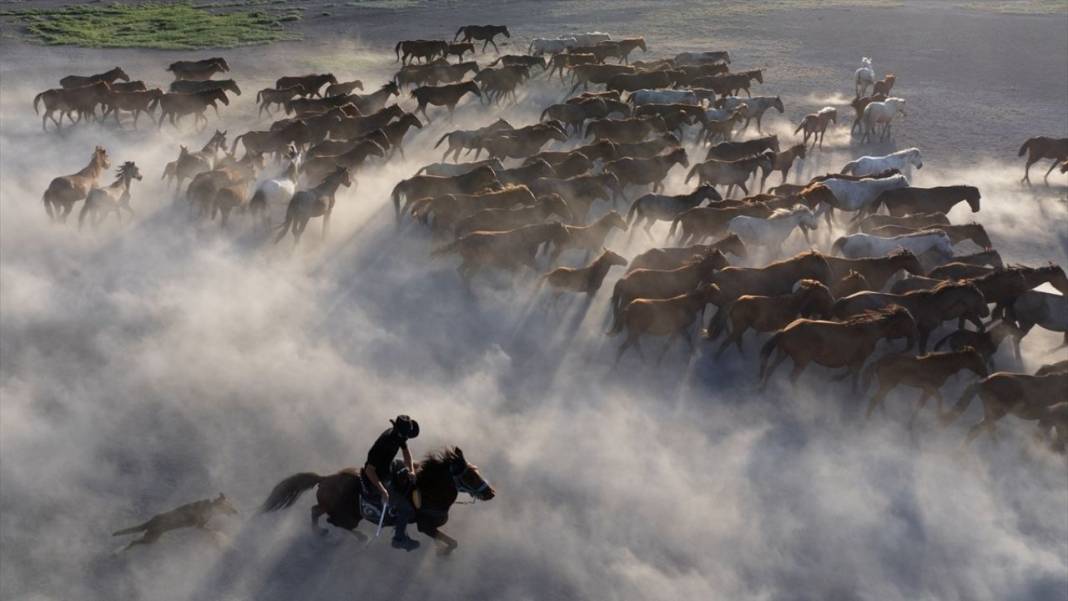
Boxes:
[365,464,389,499]
[401,443,414,474]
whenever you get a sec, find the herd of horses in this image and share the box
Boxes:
[30,25,1068,551]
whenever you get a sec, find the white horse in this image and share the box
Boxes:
[820,173,910,214]
[831,230,953,259]
[861,97,907,143]
[855,57,875,96]
[841,147,923,177]
[727,205,819,250]
[573,32,612,46]
[628,89,699,106]
[249,151,302,227]
[674,51,730,65]
[528,37,577,55]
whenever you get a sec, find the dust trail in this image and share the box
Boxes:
[2,33,1067,601]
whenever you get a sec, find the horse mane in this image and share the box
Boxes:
[843,304,909,326]
[417,447,465,480]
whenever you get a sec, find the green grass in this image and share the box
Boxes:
[1,2,303,49]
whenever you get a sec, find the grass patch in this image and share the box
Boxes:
[1,2,302,49]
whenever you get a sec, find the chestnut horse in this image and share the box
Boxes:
[261,447,494,553]
[43,146,110,222]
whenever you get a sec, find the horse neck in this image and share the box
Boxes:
[416,465,459,510]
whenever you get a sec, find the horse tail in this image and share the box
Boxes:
[625,197,642,225]
[539,105,551,122]
[793,121,804,135]
[230,133,245,156]
[454,26,466,41]
[1017,138,1032,157]
[841,159,858,174]
[940,380,981,426]
[430,239,461,258]
[390,182,406,218]
[684,164,698,185]
[260,472,323,512]
[433,132,450,149]
[394,41,403,61]
[33,91,45,114]
[668,213,684,239]
[112,520,152,536]
[859,360,879,395]
[255,89,263,103]
[758,330,784,381]
[830,236,848,256]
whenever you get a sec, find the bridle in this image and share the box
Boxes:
[451,463,491,500]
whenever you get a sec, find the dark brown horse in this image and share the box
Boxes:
[454,25,510,53]
[152,89,229,130]
[261,447,494,553]
[60,66,129,89]
[167,57,230,81]
[1018,136,1068,184]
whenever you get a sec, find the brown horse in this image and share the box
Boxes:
[627,236,745,273]
[391,166,501,222]
[861,348,989,424]
[431,223,569,283]
[760,144,807,189]
[832,281,990,352]
[715,279,835,357]
[412,81,481,120]
[453,194,571,238]
[872,73,896,96]
[933,321,1023,369]
[613,284,723,364]
[529,173,622,222]
[668,203,773,245]
[686,152,774,196]
[274,167,353,244]
[101,88,164,128]
[61,66,129,89]
[832,269,871,298]
[941,372,1068,444]
[153,89,229,130]
[822,249,925,290]
[759,306,919,391]
[167,57,230,81]
[454,25,510,52]
[794,108,837,148]
[869,185,981,217]
[541,249,628,303]
[605,147,689,194]
[43,146,110,222]
[275,73,337,97]
[1017,136,1068,184]
[610,252,728,330]
[396,40,450,64]
[33,81,111,130]
[261,447,494,553]
[325,79,364,97]
[550,211,628,262]
[410,186,537,232]
[78,161,142,229]
[870,223,993,250]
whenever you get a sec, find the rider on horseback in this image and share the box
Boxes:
[365,415,420,550]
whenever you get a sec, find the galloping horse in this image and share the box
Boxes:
[42,146,110,222]
[261,447,495,554]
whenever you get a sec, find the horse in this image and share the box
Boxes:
[760,144,807,189]
[410,186,536,232]
[822,249,925,290]
[849,93,886,133]
[717,96,784,132]
[324,79,364,97]
[170,79,242,97]
[1011,290,1068,358]
[166,57,230,81]
[33,81,111,130]
[604,148,689,194]
[528,37,579,56]
[759,306,918,391]
[1017,136,1068,184]
[941,372,1068,445]
[866,185,980,217]
[854,57,875,97]
[794,107,837,148]
[454,25,510,53]
[540,249,628,304]
[831,230,953,262]
[453,193,571,238]
[395,40,450,65]
[411,82,481,121]
[260,447,494,554]
[418,158,504,177]
[274,167,353,244]
[435,119,514,162]
[727,205,818,251]
[275,73,337,97]
[43,146,110,222]
[860,348,989,425]
[686,153,774,197]
[168,130,227,190]
[870,223,992,250]
[612,284,723,365]
[60,66,130,89]
[934,321,1023,369]
[861,97,907,142]
[152,89,229,130]
[714,279,835,357]
[78,161,142,229]
[813,174,910,221]
[100,88,164,128]
[249,151,303,228]
[872,73,896,96]
[833,281,989,352]
[610,253,728,331]
[550,212,628,263]
[851,211,949,234]
[626,184,722,237]
[841,148,923,177]
[627,237,744,273]
[833,269,872,298]
[431,223,569,284]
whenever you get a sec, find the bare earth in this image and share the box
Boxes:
[1,2,1066,601]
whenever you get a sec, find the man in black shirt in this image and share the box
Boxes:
[365,415,420,550]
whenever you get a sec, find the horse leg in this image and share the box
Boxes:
[1042,159,1060,184]
[787,360,808,387]
[1021,155,1038,184]
[432,530,458,555]
[866,381,893,419]
[759,349,789,390]
[613,334,636,367]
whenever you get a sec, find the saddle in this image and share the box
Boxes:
[357,459,413,525]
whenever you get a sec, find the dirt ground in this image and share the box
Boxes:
[1,2,1067,601]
